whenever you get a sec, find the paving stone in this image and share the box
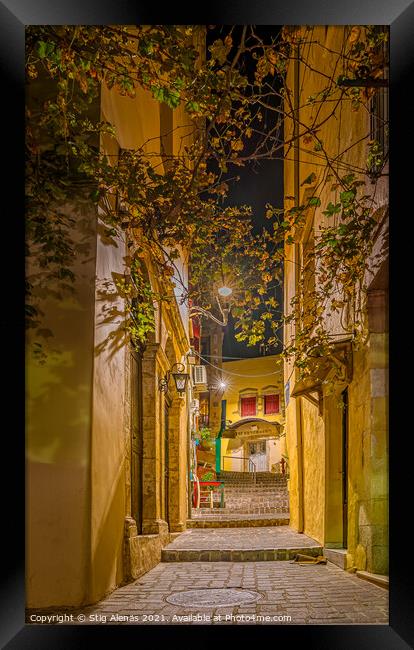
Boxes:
[66,559,388,626]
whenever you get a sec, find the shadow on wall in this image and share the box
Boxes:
[94,272,128,360]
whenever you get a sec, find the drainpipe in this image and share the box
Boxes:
[215,399,226,474]
[294,37,305,534]
[187,383,193,519]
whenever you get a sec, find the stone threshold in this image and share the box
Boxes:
[323,548,347,570]
[187,516,290,529]
[356,570,389,590]
[161,546,322,562]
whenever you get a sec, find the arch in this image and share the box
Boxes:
[261,384,279,394]
[227,417,278,429]
[164,335,178,367]
[239,387,259,395]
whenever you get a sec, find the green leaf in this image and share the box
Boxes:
[37,40,54,59]
[341,173,355,186]
[308,197,321,207]
[322,202,341,217]
[301,172,316,186]
[340,190,356,206]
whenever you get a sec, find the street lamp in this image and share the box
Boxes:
[159,362,189,396]
[189,284,233,327]
[217,285,232,298]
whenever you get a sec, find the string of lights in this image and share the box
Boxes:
[194,351,280,378]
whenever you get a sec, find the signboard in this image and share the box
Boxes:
[285,380,290,406]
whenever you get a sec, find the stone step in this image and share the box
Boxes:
[218,471,284,477]
[217,476,287,485]
[224,496,289,503]
[220,483,286,489]
[162,545,322,562]
[222,501,289,512]
[224,492,289,502]
[224,490,288,495]
[162,526,322,562]
[193,506,289,514]
[217,472,286,482]
[224,485,287,494]
[187,516,290,528]
[217,473,286,483]
[323,548,347,570]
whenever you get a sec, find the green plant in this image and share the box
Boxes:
[199,426,213,442]
[201,471,214,481]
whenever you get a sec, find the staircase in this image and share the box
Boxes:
[189,471,290,528]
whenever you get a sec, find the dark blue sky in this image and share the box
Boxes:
[221,155,284,359]
[206,26,284,358]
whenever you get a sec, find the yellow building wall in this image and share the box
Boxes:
[347,333,388,573]
[284,26,388,572]
[27,71,194,608]
[284,398,300,533]
[222,355,283,423]
[26,199,97,608]
[302,399,325,544]
[220,355,284,472]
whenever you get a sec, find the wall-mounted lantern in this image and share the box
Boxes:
[159,362,189,396]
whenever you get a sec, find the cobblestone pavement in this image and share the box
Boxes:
[163,526,320,550]
[68,561,388,626]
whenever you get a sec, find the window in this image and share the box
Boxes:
[264,394,280,415]
[249,441,266,454]
[199,392,210,427]
[241,396,257,417]
[200,336,210,365]
[368,26,389,179]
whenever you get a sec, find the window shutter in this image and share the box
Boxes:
[264,394,279,414]
[241,396,257,417]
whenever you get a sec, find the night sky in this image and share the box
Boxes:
[206,26,284,359]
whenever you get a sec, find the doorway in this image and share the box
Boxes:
[248,440,267,471]
[341,388,349,548]
[130,348,143,533]
[163,398,170,525]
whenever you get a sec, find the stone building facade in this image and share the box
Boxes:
[26,44,201,609]
[283,26,388,575]
[219,355,286,473]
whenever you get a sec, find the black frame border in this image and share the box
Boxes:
[2,0,412,647]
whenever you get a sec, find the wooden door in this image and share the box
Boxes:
[342,389,349,548]
[130,349,143,533]
[249,440,267,471]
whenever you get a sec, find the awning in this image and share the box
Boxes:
[290,340,352,415]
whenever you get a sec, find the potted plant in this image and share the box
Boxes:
[198,426,216,451]
[201,470,215,482]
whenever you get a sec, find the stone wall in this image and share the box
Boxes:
[283,26,388,574]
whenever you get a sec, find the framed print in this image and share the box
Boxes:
[1,0,412,647]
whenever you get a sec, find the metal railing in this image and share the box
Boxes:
[198,414,210,427]
[221,456,257,483]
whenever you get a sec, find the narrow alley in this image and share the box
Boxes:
[67,466,388,626]
[24,23,391,637]
[70,558,388,626]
